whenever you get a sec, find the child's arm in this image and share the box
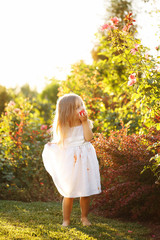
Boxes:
[82,120,93,141]
[79,112,93,141]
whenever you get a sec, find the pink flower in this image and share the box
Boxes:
[131,44,139,55]
[107,20,115,30]
[8,101,16,107]
[14,108,21,113]
[130,49,137,54]
[101,23,109,30]
[101,17,119,31]
[155,45,160,51]
[155,65,160,72]
[111,17,119,25]
[144,52,152,60]
[122,24,131,32]
[128,73,136,86]
[129,73,136,80]
[128,230,133,233]
[47,128,52,134]
[101,21,115,31]
[145,52,149,59]
[40,125,48,130]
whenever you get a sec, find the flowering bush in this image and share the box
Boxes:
[0,98,59,201]
[59,12,160,136]
[99,12,160,133]
[92,126,160,220]
[101,17,119,31]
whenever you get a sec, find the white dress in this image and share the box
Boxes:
[42,125,101,198]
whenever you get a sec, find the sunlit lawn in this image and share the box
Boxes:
[0,200,150,240]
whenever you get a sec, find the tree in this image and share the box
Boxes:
[107,0,132,26]
[40,78,60,104]
[37,78,60,125]
[0,85,10,116]
[91,0,136,62]
[20,84,38,100]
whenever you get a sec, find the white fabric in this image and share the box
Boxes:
[42,125,101,198]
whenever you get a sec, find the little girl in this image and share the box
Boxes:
[42,93,101,227]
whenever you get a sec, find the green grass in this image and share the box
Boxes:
[0,200,150,240]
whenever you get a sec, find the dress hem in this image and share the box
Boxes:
[60,190,102,198]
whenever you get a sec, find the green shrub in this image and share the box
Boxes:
[0,98,59,201]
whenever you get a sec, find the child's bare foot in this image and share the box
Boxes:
[81,217,91,226]
[62,220,70,227]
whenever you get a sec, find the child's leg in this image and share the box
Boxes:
[80,196,91,226]
[62,197,73,226]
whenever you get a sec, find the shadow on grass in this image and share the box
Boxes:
[0,200,150,240]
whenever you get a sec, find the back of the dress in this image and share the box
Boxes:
[42,125,101,198]
[63,125,85,147]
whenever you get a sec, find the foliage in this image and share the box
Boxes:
[60,13,160,136]
[97,13,160,133]
[0,98,58,201]
[37,78,60,124]
[58,61,105,132]
[0,85,11,116]
[92,126,160,220]
[0,200,150,240]
[142,135,160,183]
[92,0,135,61]
[105,0,133,27]
[20,83,38,100]
[33,97,55,126]
[97,13,160,178]
[40,78,60,104]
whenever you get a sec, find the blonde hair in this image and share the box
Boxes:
[52,93,86,144]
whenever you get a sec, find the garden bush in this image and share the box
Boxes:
[59,13,160,135]
[92,125,160,221]
[0,98,60,202]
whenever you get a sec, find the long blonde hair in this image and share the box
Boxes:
[52,93,86,144]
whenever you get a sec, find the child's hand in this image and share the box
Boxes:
[79,109,87,122]
[79,109,86,116]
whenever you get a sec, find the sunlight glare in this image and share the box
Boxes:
[0,0,105,91]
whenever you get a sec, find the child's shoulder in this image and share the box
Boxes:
[70,124,82,128]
